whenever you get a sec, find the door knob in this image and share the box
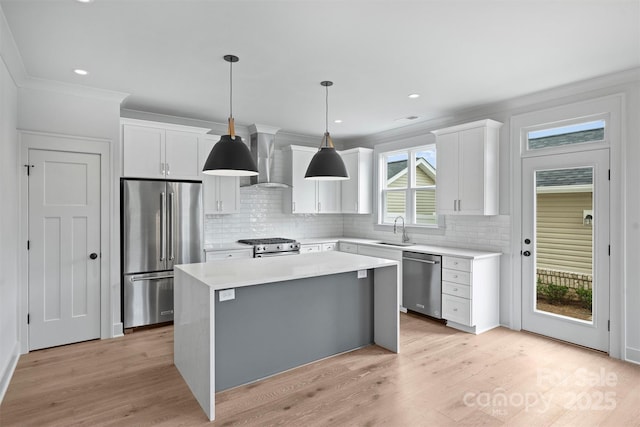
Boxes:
[522,251,531,257]
[89,253,98,260]
[524,238,531,244]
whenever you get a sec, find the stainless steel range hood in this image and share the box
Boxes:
[244,124,289,188]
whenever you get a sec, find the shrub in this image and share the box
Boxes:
[539,283,569,305]
[575,287,593,310]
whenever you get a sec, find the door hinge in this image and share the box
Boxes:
[27,313,30,324]
[23,164,34,176]
[608,245,610,256]
[608,320,610,331]
[608,169,610,181]
[27,240,30,250]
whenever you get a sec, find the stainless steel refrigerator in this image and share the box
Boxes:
[121,179,203,328]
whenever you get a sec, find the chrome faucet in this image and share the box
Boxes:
[393,216,410,243]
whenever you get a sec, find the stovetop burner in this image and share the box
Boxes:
[237,237,301,257]
[238,237,297,245]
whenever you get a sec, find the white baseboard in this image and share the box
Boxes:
[112,322,124,338]
[0,341,20,404]
[625,346,640,365]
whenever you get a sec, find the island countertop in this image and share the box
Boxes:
[175,251,399,291]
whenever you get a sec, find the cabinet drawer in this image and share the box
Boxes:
[442,294,472,326]
[322,242,337,251]
[442,281,471,299]
[300,244,321,254]
[443,256,471,272]
[339,242,358,254]
[206,250,253,261]
[442,269,471,285]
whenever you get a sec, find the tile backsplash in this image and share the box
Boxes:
[205,184,510,257]
[204,186,344,244]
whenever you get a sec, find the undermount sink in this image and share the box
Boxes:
[376,242,415,247]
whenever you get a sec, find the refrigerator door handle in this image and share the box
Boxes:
[160,192,166,261]
[129,274,174,282]
[169,192,175,261]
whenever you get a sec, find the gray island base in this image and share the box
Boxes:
[174,251,399,421]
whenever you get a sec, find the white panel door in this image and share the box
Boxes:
[28,149,101,350]
[165,131,200,180]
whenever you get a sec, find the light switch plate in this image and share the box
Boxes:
[219,289,235,301]
[357,270,367,279]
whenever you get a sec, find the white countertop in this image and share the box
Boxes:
[176,251,398,291]
[307,236,501,259]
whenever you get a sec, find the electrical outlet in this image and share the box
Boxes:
[219,289,235,301]
[357,270,367,279]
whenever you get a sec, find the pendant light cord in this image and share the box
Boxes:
[229,60,233,119]
[325,83,329,136]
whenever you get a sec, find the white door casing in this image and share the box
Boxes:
[28,149,102,350]
[521,149,610,352]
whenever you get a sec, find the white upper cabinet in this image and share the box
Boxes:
[432,119,502,216]
[282,145,341,214]
[198,135,240,215]
[121,119,208,180]
[340,147,373,214]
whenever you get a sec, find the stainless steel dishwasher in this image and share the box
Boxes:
[402,252,442,318]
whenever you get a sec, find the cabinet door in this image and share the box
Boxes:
[458,127,486,214]
[217,176,240,213]
[165,131,200,180]
[435,132,459,215]
[341,151,359,213]
[318,180,341,213]
[198,137,218,214]
[290,150,317,213]
[123,125,165,178]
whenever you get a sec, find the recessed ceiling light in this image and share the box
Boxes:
[334,119,343,124]
[73,69,89,76]
[408,93,420,99]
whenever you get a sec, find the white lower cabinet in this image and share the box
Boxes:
[339,242,358,254]
[321,242,337,251]
[441,255,500,334]
[300,244,321,254]
[206,248,253,261]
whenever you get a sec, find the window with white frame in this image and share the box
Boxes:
[379,145,437,226]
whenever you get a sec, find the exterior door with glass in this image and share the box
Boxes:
[521,149,609,352]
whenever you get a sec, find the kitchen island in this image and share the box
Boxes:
[173,251,399,421]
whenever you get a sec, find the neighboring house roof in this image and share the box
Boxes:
[387,158,436,184]
[528,128,604,150]
[536,167,593,187]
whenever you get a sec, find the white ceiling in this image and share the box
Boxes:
[2,0,639,140]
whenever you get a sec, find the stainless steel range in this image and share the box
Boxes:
[238,238,301,257]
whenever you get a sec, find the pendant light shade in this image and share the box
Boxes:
[305,81,349,180]
[203,55,258,176]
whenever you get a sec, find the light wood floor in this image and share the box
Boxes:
[2,313,640,426]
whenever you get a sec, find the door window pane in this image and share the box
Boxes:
[527,120,605,150]
[535,167,593,322]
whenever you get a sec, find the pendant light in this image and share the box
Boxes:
[304,81,349,180]
[203,55,258,176]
